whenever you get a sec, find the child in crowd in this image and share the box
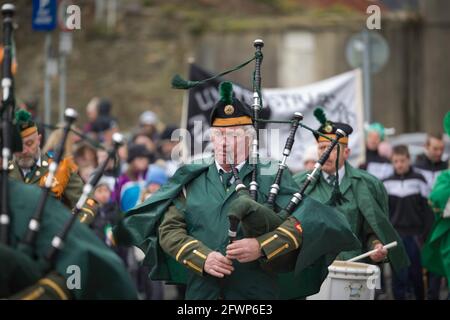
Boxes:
[114,144,151,211]
[383,145,434,300]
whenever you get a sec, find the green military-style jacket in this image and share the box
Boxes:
[8,152,97,224]
[294,161,410,273]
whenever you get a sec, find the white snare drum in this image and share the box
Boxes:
[307,260,381,300]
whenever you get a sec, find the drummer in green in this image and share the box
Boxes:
[114,82,305,299]
[293,109,409,273]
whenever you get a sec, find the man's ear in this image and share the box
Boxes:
[37,133,42,144]
[344,146,351,159]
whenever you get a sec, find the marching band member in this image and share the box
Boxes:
[293,109,409,273]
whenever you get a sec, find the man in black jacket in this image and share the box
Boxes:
[383,145,434,300]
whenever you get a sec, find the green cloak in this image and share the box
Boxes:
[114,158,301,283]
[114,157,360,299]
[114,159,213,284]
[0,243,42,297]
[3,179,137,299]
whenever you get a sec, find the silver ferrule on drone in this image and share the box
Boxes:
[269,183,280,196]
[51,236,64,250]
[2,78,11,101]
[0,214,10,225]
[228,230,237,238]
[290,192,303,205]
[235,183,247,193]
[2,147,10,170]
[307,162,322,182]
[76,184,93,210]
[28,218,40,232]
[44,162,58,188]
[252,91,261,110]
[249,180,258,192]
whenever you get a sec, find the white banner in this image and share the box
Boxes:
[261,69,365,172]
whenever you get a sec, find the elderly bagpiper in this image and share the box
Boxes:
[115,81,305,299]
[115,34,366,299]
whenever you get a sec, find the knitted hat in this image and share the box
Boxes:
[127,144,152,163]
[145,165,168,187]
[367,122,385,141]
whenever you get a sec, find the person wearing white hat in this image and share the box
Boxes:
[139,110,160,141]
[302,145,318,171]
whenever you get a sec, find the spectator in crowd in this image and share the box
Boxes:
[91,99,119,146]
[383,145,434,300]
[42,124,80,158]
[72,141,98,184]
[140,163,168,202]
[359,122,393,181]
[90,177,130,268]
[138,110,160,142]
[114,150,165,300]
[94,148,120,191]
[91,177,121,246]
[115,144,151,211]
[414,133,448,300]
[73,141,98,169]
[132,132,157,160]
[131,163,168,300]
[83,97,100,134]
[414,133,448,194]
[157,125,181,177]
[302,145,318,172]
[378,140,393,160]
[116,142,129,173]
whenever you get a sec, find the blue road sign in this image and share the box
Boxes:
[32,0,57,31]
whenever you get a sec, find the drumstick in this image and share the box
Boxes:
[346,241,397,262]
